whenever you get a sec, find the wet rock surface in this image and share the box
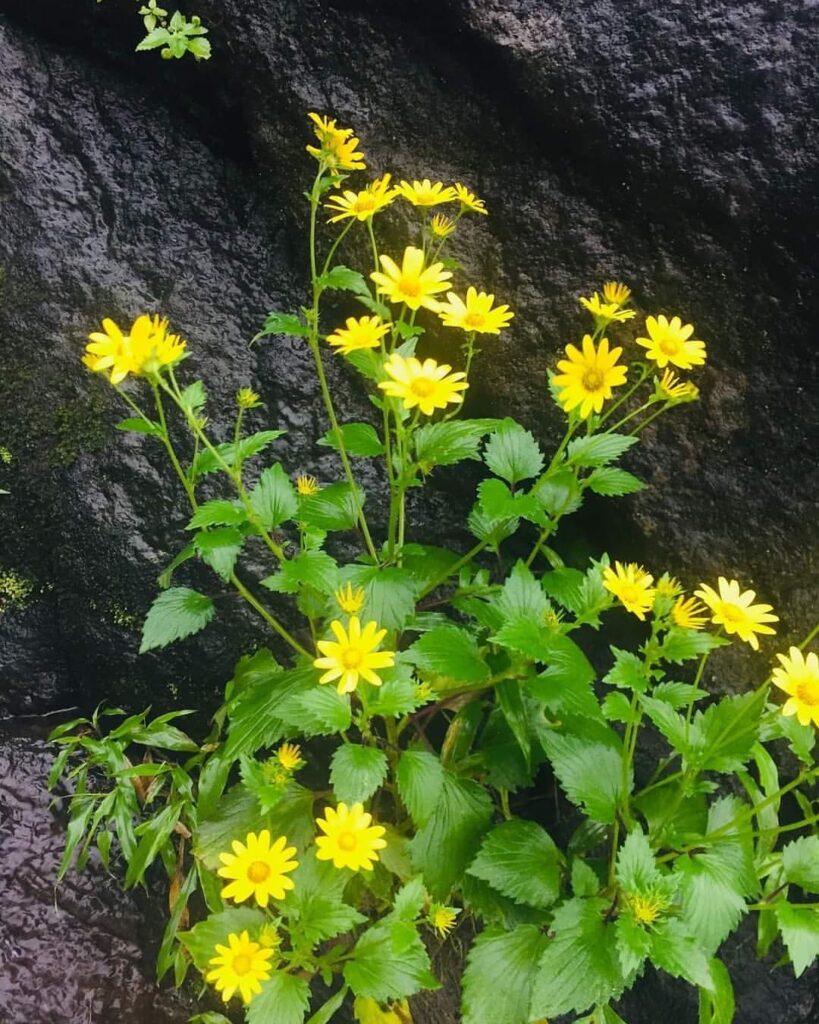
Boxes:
[0,0,817,1021]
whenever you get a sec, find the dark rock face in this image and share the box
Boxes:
[0,1,817,1021]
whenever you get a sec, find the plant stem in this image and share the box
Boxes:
[229,573,310,658]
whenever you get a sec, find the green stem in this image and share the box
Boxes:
[599,365,650,426]
[630,404,670,436]
[606,399,656,434]
[418,538,489,599]
[229,573,310,658]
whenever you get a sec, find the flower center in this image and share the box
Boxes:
[355,194,376,212]
[342,647,363,669]
[247,860,271,883]
[582,368,605,391]
[718,602,744,625]
[619,585,640,605]
[659,337,680,356]
[337,830,358,851]
[399,276,421,298]
[632,895,662,926]
[796,677,819,707]
[232,954,252,976]
[410,377,436,398]
[464,311,486,329]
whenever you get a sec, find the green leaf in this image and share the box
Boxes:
[783,836,819,894]
[282,849,366,945]
[477,479,542,522]
[533,470,584,519]
[343,913,438,1001]
[692,689,766,773]
[299,482,363,531]
[774,902,819,976]
[409,773,493,898]
[639,695,689,754]
[539,732,626,823]
[330,744,388,804]
[318,422,385,457]
[192,430,287,476]
[614,913,652,976]
[541,567,585,612]
[649,919,713,989]
[140,587,215,652]
[467,820,560,909]
[659,627,729,664]
[483,418,545,484]
[344,566,419,631]
[157,543,195,589]
[194,527,243,581]
[565,433,638,468]
[305,988,349,1024]
[125,801,182,887]
[698,958,735,1024]
[224,666,314,758]
[586,466,645,496]
[572,858,602,898]
[262,550,340,595]
[364,665,420,718]
[526,634,599,720]
[604,647,649,692]
[116,417,162,436]
[396,749,444,827]
[414,419,499,468]
[186,500,246,530]
[467,501,521,545]
[249,463,298,529]
[136,26,172,50]
[317,265,370,295]
[406,626,489,684]
[179,907,266,972]
[247,971,310,1024]
[616,829,662,892]
[278,686,352,736]
[530,898,628,1018]
[461,926,549,1024]
[496,560,550,619]
[258,311,310,338]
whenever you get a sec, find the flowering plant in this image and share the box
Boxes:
[52,114,819,1024]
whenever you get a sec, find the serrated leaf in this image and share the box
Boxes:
[414,418,500,468]
[698,958,735,1024]
[140,587,215,652]
[467,820,560,909]
[396,749,444,827]
[194,527,243,581]
[258,311,310,338]
[343,915,438,1001]
[477,478,542,522]
[530,897,628,1018]
[249,463,298,529]
[318,265,370,295]
[299,482,363,531]
[461,926,549,1024]
[541,567,585,612]
[659,627,729,663]
[318,421,385,457]
[496,560,550,620]
[192,430,286,476]
[277,686,352,737]
[247,971,310,1024]
[344,566,419,631]
[533,470,584,518]
[179,907,266,971]
[282,850,366,944]
[649,918,713,988]
[116,417,163,436]
[484,418,545,484]
[186,500,247,530]
[539,732,627,823]
[406,626,489,684]
[692,689,766,773]
[604,647,649,691]
[616,829,662,892]
[774,902,819,976]
[565,433,638,468]
[783,836,819,894]
[330,744,388,804]
[586,466,645,496]
[262,550,340,595]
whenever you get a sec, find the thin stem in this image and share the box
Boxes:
[229,573,310,658]
[630,404,669,436]
[599,365,650,426]
[418,538,490,599]
[606,399,656,434]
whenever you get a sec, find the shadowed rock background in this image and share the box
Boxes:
[0,1,817,1021]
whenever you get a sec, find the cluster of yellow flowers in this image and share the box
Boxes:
[83,314,186,385]
[554,283,703,419]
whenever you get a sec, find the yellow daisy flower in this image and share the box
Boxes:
[326,316,390,356]
[217,830,298,908]
[655,574,682,599]
[84,315,186,384]
[603,561,656,620]
[354,996,413,1024]
[236,387,262,409]
[378,353,468,416]
[257,923,282,951]
[314,616,396,694]
[672,595,708,630]
[437,287,514,335]
[657,368,699,402]
[335,582,366,614]
[628,890,669,928]
[306,112,366,171]
[694,577,778,650]
[325,174,398,222]
[428,904,459,938]
[454,183,488,215]
[772,647,819,728]
[206,930,273,1005]
[396,179,457,207]
[552,335,628,419]
[315,801,387,871]
[430,213,456,239]
[602,281,631,306]
[296,474,320,496]
[579,292,636,324]
[370,246,452,311]
[276,743,303,771]
[636,315,707,370]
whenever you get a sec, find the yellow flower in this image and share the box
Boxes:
[296,474,320,496]
[206,930,274,1005]
[326,316,390,356]
[335,583,366,614]
[430,213,456,239]
[552,335,628,419]
[306,112,366,170]
[370,246,452,311]
[378,353,468,416]
[628,891,669,928]
[694,577,778,650]
[437,287,514,335]
[236,387,261,409]
[325,174,398,222]
[655,574,682,599]
[429,904,459,938]
[217,830,298,908]
[315,801,387,871]
[657,368,699,402]
[314,616,395,694]
[772,647,819,728]
[257,923,281,951]
[454,183,488,215]
[276,743,303,771]
[603,561,656,620]
[84,315,185,384]
[636,315,707,370]
[602,281,631,306]
[396,179,457,207]
[579,292,636,324]
[354,996,413,1024]
[672,596,708,630]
